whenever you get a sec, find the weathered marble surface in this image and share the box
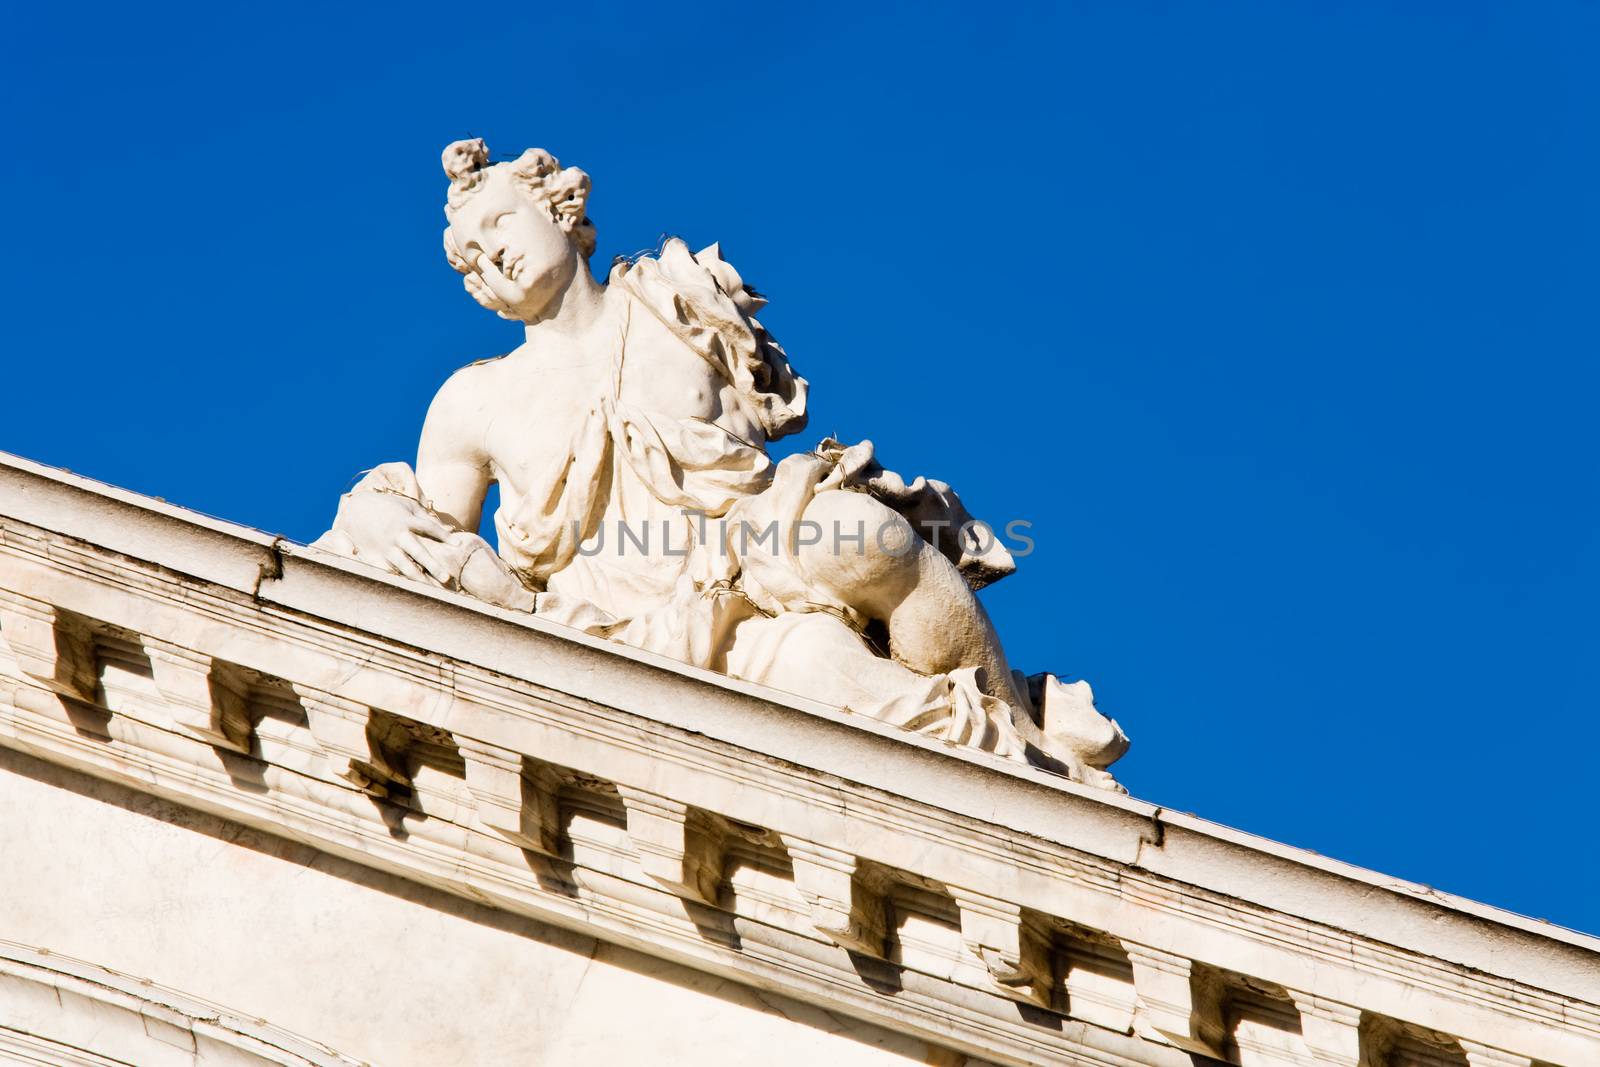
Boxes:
[0,749,977,1067]
[0,939,362,1067]
[1,451,1592,1067]
[315,139,1127,788]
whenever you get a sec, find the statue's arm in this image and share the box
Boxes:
[415,366,494,533]
[316,366,490,584]
[315,364,534,609]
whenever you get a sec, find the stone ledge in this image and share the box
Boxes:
[0,939,363,1066]
[2,449,1597,1067]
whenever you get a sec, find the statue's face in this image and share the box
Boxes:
[447,169,577,321]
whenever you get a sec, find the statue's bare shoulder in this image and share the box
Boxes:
[316,135,1130,790]
[418,357,507,475]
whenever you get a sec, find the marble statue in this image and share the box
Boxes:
[315,139,1128,788]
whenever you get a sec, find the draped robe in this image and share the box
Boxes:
[319,239,1028,756]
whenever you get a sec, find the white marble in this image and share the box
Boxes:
[0,749,975,1067]
[314,139,1127,788]
[1,451,1596,1066]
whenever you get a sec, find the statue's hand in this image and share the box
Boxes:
[462,270,511,316]
[332,489,457,585]
[461,251,521,320]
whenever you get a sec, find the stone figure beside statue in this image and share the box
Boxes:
[315,138,1129,788]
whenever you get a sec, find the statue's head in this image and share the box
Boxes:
[440,138,596,321]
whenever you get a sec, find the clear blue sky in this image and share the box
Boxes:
[5,4,1596,932]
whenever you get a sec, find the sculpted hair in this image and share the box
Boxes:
[441,138,596,262]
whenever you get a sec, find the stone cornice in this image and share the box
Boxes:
[0,940,362,1066]
[1,450,1595,1067]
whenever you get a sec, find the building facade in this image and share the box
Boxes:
[0,450,1594,1066]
